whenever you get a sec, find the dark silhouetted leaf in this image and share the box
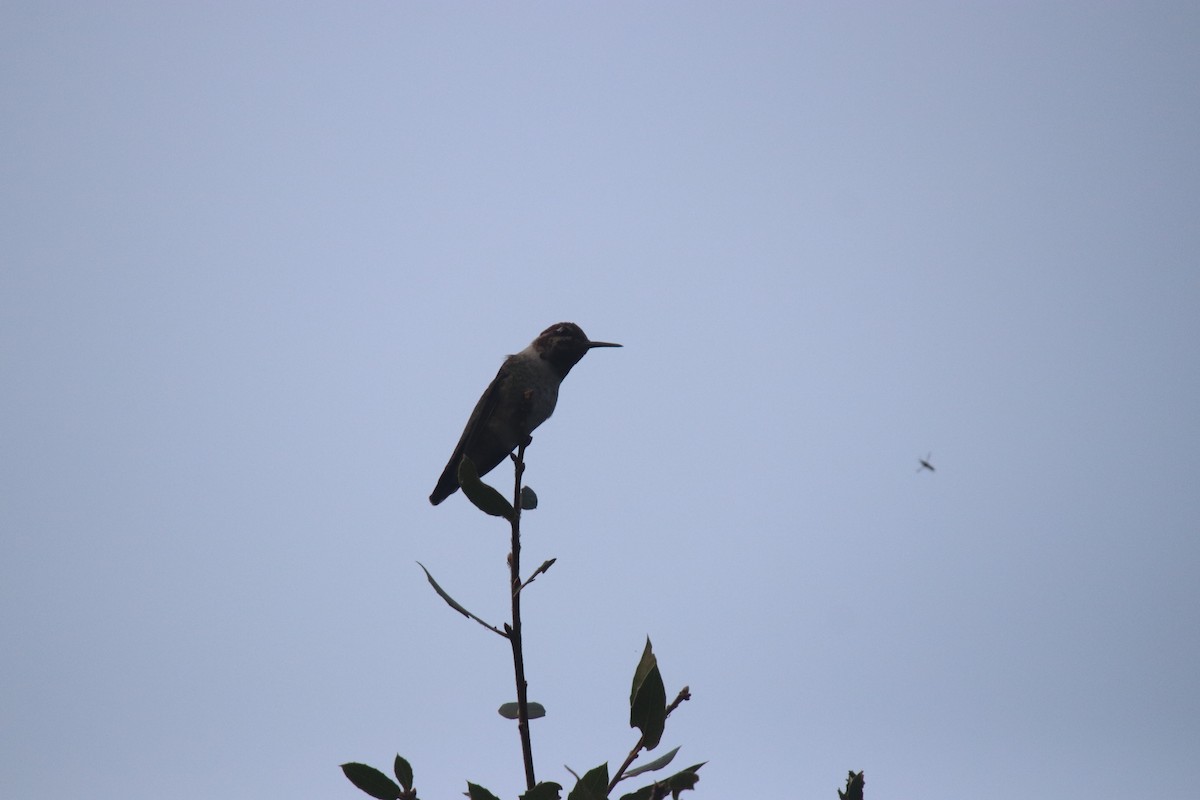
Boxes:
[467,782,502,800]
[393,754,413,792]
[838,770,865,800]
[416,562,502,635]
[618,763,704,800]
[566,763,609,800]
[341,762,402,799]
[498,701,546,719]
[416,563,465,616]
[458,457,514,519]
[629,639,667,749]
[664,763,705,798]
[521,485,538,509]
[625,746,679,778]
[520,782,563,800]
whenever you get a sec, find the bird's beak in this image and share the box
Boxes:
[587,340,622,348]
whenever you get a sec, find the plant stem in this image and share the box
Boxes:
[606,686,692,792]
[508,442,536,790]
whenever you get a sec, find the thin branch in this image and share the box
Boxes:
[667,686,692,716]
[608,734,645,794]
[518,558,557,593]
[607,686,692,793]
[508,441,537,790]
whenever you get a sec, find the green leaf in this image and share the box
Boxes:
[567,763,609,800]
[498,701,546,719]
[629,639,667,750]
[458,456,514,519]
[341,762,402,799]
[415,562,469,618]
[392,754,413,792]
[521,782,563,800]
[625,746,679,778]
[664,763,705,799]
[617,763,704,800]
[466,782,502,800]
[520,485,538,509]
[416,562,502,634]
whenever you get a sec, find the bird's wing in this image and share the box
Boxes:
[429,359,511,504]
[453,360,510,461]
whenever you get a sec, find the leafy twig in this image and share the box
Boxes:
[519,558,557,593]
[608,686,692,792]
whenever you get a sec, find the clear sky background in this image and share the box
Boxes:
[3,3,1198,799]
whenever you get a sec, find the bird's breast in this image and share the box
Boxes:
[495,355,561,438]
[524,382,559,430]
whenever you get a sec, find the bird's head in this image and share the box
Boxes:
[534,322,621,377]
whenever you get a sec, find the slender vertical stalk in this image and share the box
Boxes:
[508,442,536,790]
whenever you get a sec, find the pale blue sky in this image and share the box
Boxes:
[3,4,1198,799]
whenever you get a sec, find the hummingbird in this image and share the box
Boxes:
[429,322,621,505]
